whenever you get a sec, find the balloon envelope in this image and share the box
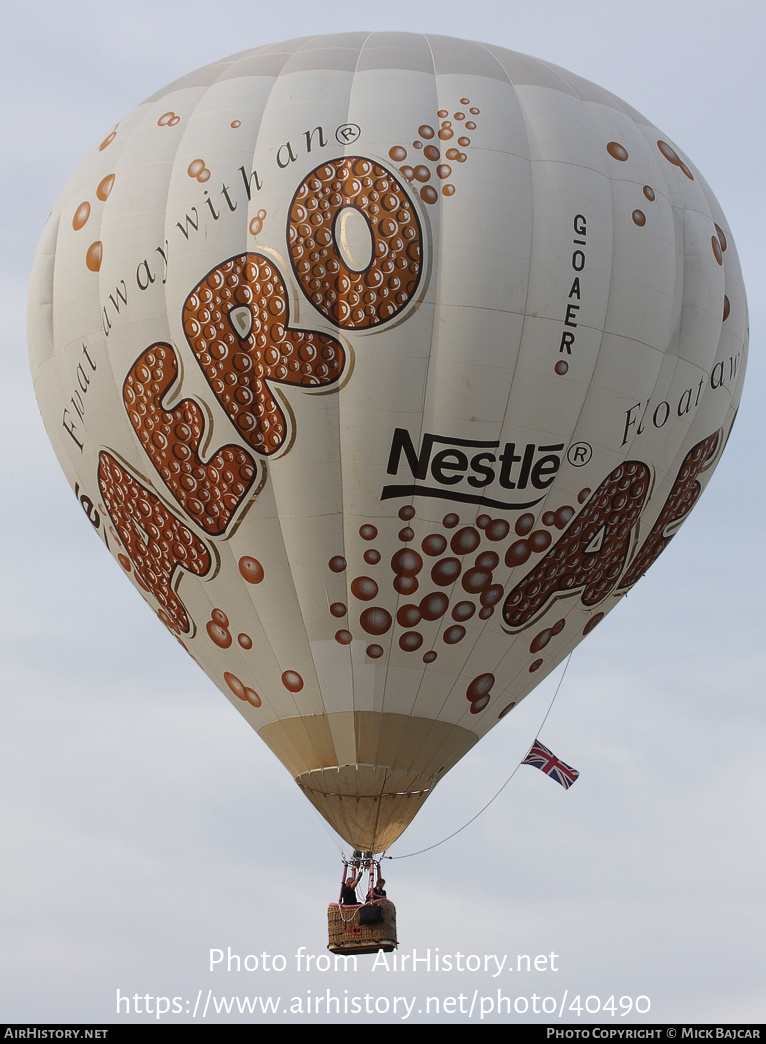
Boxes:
[28,33,747,852]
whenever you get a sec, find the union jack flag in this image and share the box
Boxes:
[522,740,579,789]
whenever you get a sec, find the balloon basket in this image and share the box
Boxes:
[327,900,397,956]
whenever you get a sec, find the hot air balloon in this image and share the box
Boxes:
[28,33,747,879]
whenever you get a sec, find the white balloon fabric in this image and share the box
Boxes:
[28,33,747,852]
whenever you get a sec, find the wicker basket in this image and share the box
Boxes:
[327,899,398,955]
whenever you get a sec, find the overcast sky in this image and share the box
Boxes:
[2,0,764,1026]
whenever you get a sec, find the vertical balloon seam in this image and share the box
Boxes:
[621,136,701,497]
[694,175,746,441]
[495,77,549,474]
[180,70,309,735]
[352,39,475,825]
[36,210,64,464]
[555,91,625,596]
[387,38,441,731]
[249,60,330,745]
[219,56,304,729]
[337,31,375,729]
[467,80,560,708]
[551,93,616,447]
[388,71,497,777]
[269,46,375,760]
[393,49,514,749]
[340,42,432,831]
[294,56,362,743]
[592,124,671,486]
[93,128,141,538]
[354,47,425,751]
[155,79,260,706]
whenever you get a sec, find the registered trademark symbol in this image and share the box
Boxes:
[335,123,361,144]
[567,441,592,466]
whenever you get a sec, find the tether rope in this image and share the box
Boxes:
[382,651,574,859]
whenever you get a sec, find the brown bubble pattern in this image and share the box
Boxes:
[224,671,261,708]
[322,506,545,671]
[282,670,304,692]
[351,576,378,601]
[397,604,422,627]
[98,128,117,151]
[187,158,211,183]
[420,592,449,620]
[249,209,267,237]
[393,547,423,581]
[360,607,393,636]
[389,101,479,201]
[503,461,651,629]
[467,673,494,715]
[422,533,447,556]
[182,254,345,456]
[239,556,264,584]
[157,112,180,127]
[530,618,565,653]
[583,612,604,636]
[98,451,211,634]
[97,174,115,201]
[287,157,422,328]
[73,202,90,230]
[124,343,257,535]
[618,432,719,591]
[206,611,232,649]
[606,141,629,161]
[400,631,423,651]
[432,557,461,586]
[516,513,534,536]
[657,140,693,180]
[451,526,480,555]
[86,242,103,272]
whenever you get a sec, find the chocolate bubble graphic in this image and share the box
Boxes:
[239,556,264,583]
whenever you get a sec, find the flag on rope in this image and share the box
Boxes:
[522,739,579,789]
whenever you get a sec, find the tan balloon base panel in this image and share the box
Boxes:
[259,711,479,851]
[328,901,397,955]
[297,766,434,851]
